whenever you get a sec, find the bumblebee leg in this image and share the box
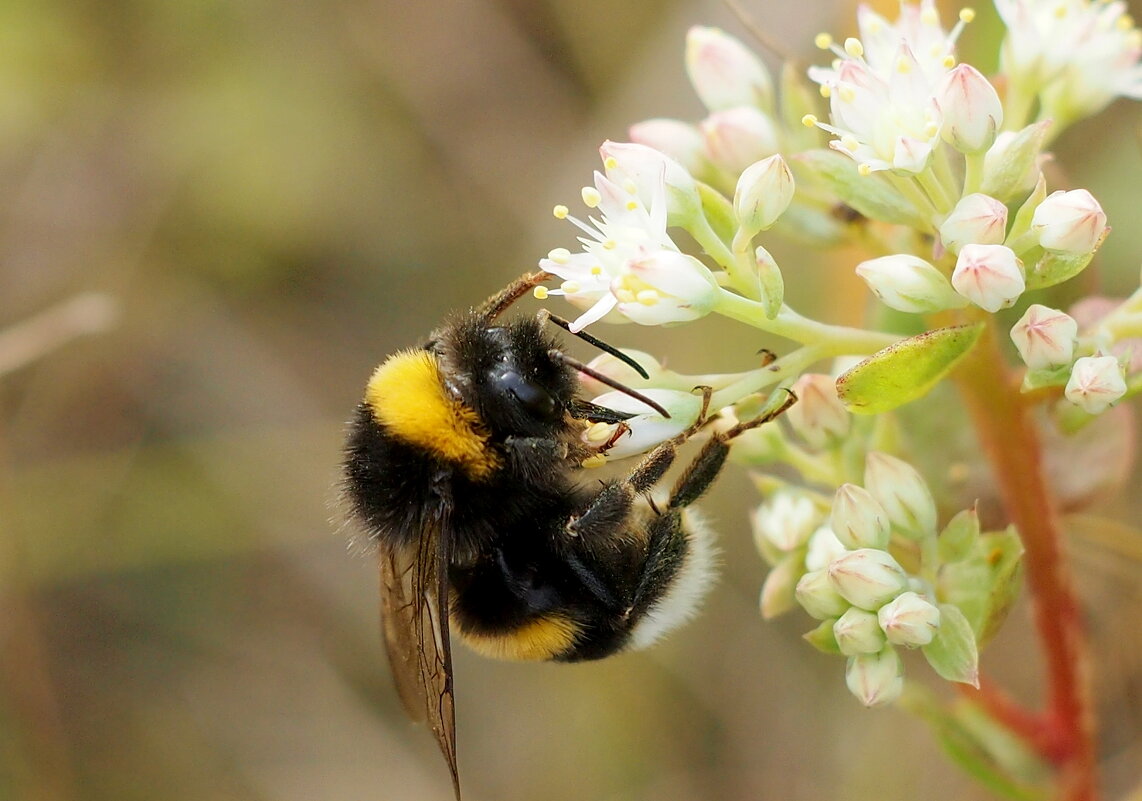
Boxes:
[566,387,713,537]
[665,389,797,510]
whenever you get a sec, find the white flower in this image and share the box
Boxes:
[599,140,701,225]
[1065,355,1127,414]
[629,118,707,175]
[700,106,780,173]
[996,0,1142,123]
[856,254,968,313]
[1031,189,1108,255]
[951,244,1025,312]
[1010,304,1078,370]
[807,0,969,174]
[939,193,1008,253]
[753,491,821,554]
[685,26,774,112]
[586,388,705,459]
[611,251,720,327]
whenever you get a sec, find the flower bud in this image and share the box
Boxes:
[586,388,705,459]
[611,251,720,326]
[878,591,941,647]
[829,484,891,550]
[785,373,849,448]
[863,452,938,539]
[1031,189,1108,255]
[951,244,1025,313]
[685,26,774,112]
[833,607,887,656]
[936,64,1003,153]
[1009,304,1078,370]
[700,106,780,174]
[759,555,802,619]
[795,568,851,620]
[938,193,1008,254]
[855,254,968,314]
[578,350,662,395]
[733,154,795,236]
[845,648,904,707]
[753,491,820,556]
[805,525,847,572]
[827,549,910,611]
[980,121,1050,203]
[1065,355,1127,415]
[628,118,707,175]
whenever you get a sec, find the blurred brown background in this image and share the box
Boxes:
[1,1,1140,800]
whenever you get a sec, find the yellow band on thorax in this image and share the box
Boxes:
[365,350,500,480]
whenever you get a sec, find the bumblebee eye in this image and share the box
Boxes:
[495,369,558,419]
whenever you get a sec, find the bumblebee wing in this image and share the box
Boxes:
[379,515,460,799]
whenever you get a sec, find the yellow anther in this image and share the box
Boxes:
[819,84,831,98]
[839,86,856,103]
[924,121,939,138]
[553,204,569,219]
[896,56,912,74]
[858,163,873,176]
[636,289,660,306]
[547,247,571,264]
[622,179,638,195]
[604,156,618,170]
[844,37,864,58]
[590,265,603,276]
[959,8,976,23]
[603,239,617,250]
[585,422,616,443]
[920,6,939,25]
[1117,14,1134,30]
[1053,3,1066,18]
[561,280,581,294]
[615,288,636,304]
[841,136,859,152]
[581,187,602,208]
[581,453,608,469]
[801,113,819,127]
[814,32,833,50]
[943,54,956,68]
[533,286,549,300]
[626,200,638,211]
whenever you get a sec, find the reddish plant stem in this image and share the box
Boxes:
[953,317,1098,801]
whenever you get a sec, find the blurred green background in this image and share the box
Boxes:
[1,1,1140,800]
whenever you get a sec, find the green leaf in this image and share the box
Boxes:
[794,149,930,230]
[836,324,984,415]
[1025,243,1102,291]
[937,504,980,564]
[922,604,980,686]
[937,528,1025,646]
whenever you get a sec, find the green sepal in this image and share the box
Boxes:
[794,149,930,230]
[696,180,737,245]
[921,603,980,686]
[1005,173,1047,245]
[1025,244,1101,291]
[938,528,1024,646]
[803,618,842,655]
[754,245,784,319]
[981,120,1051,203]
[937,504,980,563]
[836,324,984,415]
[1020,363,1071,392]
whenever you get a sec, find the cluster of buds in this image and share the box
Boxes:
[754,451,1012,707]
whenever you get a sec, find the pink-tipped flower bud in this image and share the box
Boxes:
[834,607,887,656]
[878,591,941,647]
[827,549,910,611]
[578,350,661,395]
[939,193,1008,254]
[863,452,938,539]
[685,26,774,112]
[1009,304,1078,370]
[1031,189,1108,255]
[805,525,847,572]
[856,254,968,314]
[951,244,1025,313]
[795,568,851,620]
[785,373,849,448]
[936,64,1003,153]
[829,484,891,550]
[1065,355,1127,414]
[700,106,780,174]
[733,154,795,236]
[628,118,707,175]
[845,647,904,707]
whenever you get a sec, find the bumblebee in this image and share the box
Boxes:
[341,271,794,799]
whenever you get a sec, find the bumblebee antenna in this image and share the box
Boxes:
[723,0,795,63]
[548,349,671,419]
[537,309,651,380]
[477,271,554,323]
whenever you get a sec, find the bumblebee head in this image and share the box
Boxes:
[437,315,579,438]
